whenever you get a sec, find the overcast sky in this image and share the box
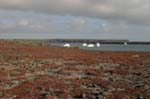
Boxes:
[0,0,150,41]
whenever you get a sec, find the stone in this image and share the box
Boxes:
[0,90,3,97]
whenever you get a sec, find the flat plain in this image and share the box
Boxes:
[0,40,149,99]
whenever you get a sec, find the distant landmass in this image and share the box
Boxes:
[2,39,150,45]
[47,39,150,44]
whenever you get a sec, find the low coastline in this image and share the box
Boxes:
[0,40,149,99]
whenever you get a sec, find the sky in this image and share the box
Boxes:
[0,0,150,41]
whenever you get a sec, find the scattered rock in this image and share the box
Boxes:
[0,90,3,97]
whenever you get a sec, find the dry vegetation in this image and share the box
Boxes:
[0,40,149,99]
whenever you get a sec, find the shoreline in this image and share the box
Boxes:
[1,39,150,45]
[0,40,149,99]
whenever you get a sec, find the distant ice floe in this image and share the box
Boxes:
[64,43,70,47]
[63,42,101,48]
[82,43,87,47]
[124,42,128,46]
[84,43,101,48]
[96,43,101,47]
[87,44,95,48]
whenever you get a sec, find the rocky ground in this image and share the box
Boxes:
[0,41,149,99]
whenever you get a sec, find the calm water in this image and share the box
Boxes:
[50,43,150,52]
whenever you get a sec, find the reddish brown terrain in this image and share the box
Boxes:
[0,40,149,99]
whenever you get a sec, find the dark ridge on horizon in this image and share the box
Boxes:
[1,39,149,45]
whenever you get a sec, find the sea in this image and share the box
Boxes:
[50,43,150,52]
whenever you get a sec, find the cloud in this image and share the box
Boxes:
[0,0,150,24]
[17,19,29,26]
[0,0,150,41]
[69,18,87,30]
